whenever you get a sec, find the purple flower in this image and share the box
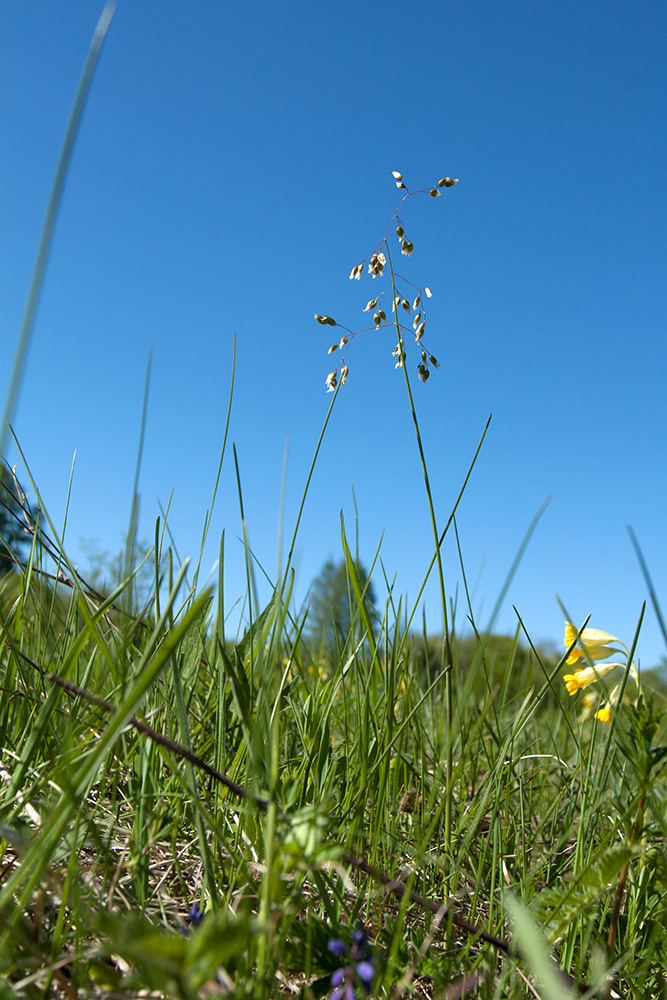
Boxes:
[327,926,375,999]
[188,902,205,928]
[328,939,347,958]
[356,961,375,988]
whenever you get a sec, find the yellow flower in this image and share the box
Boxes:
[595,706,612,724]
[564,622,620,665]
[577,690,598,723]
[563,660,625,695]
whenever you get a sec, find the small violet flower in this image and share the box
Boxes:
[327,926,375,999]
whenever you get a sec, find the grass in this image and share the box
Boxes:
[1,443,667,999]
[2,20,667,996]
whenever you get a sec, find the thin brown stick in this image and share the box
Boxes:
[342,852,510,952]
[3,639,265,810]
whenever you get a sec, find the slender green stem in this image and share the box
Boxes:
[386,245,448,636]
[1,4,116,458]
[385,241,454,860]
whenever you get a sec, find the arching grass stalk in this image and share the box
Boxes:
[385,250,448,637]
[385,241,455,861]
[319,169,462,859]
[1,3,116,459]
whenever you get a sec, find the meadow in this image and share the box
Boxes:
[2,12,667,997]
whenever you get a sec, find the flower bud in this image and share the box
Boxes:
[392,170,403,180]
[424,287,433,298]
[396,181,406,189]
[396,225,405,239]
[429,354,440,368]
[413,295,420,310]
[327,344,338,354]
[444,178,458,187]
[401,299,411,312]
[437,177,450,187]
[430,188,441,197]
[363,299,377,312]
[413,312,421,329]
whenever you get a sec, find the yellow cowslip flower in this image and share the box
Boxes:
[595,706,612,724]
[563,660,625,695]
[577,690,597,723]
[564,622,620,665]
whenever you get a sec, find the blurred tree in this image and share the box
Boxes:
[80,535,165,614]
[308,558,376,655]
[411,630,560,704]
[0,465,31,573]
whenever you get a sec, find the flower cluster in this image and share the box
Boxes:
[321,169,458,391]
[327,926,375,1000]
[562,622,639,723]
[188,902,205,928]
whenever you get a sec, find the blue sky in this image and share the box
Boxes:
[2,1,666,665]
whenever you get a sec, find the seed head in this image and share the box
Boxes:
[327,343,338,354]
[413,312,421,329]
[315,314,337,326]
[349,263,363,280]
[393,346,406,368]
[325,371,337,392]
[401,298,411,312]
[368,252,386,278]
[392,170,403,180]
[444,177,458,187]
[339,365,349,385]
[430,188,441,197]
[424,286,433,298]
[396,225,405,239]
[363,299,377,312]
[413,295,420,310]
[401,240,414,257]
[429,354,440,368]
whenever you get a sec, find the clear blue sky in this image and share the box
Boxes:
[2,1,666,666]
